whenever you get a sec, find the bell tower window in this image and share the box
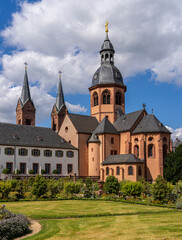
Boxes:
[116,92,121,105]
[102,90,110,104]
[26,119,31,125]
[93,92,98,106]
[105,53,109,61]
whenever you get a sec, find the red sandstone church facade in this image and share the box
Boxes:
[16,25,172,182]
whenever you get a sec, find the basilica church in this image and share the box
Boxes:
[51,24,172,182]
[0,24,171,182]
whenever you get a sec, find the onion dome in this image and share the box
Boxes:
[91,22,125,88]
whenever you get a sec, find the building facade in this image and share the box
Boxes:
[58,26,171,182]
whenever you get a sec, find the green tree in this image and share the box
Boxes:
[31,175,47,198]
[164,144,182,184]
[152,175,172,203]
[104,176,120,194]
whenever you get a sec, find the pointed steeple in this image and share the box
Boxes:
[20,62,31,105]
[16,62,36,126]
[55,71,65,112]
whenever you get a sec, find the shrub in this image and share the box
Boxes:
[138,178,152,195]
[24,192,36,200]
[104,176,120,195]
[2,169,10,174]
[0,181,12,198]
[13,169,20,174]
[122,182,143,197]
[53,169,59,174]
[47,179,64,198]
[15,181,24,199]
[0,208,30,240]
[28,176,35,186]
[31,175,47,198]
[178,181,182,193]
[41,169,46,174]
[152,175,172,203]
[176,200,182,209]
[8,191,19,201]
[29,169,35,174]
[64,182,82,194]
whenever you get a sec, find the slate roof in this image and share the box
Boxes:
[0,123,76,149]
[173,138,182,150]
[68,113,99,134]
[55,75,65,113]
[114,109,144,132]
[93,116,118,135]
[20,69,32,106]
[132,114,171,134]
[102,154,144,165]
[88,133,100,143]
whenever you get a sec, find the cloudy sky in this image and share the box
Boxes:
[0,0,182,140]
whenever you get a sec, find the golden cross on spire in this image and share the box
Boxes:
[24,62,28,70]
[105,21,109,33]
[59,70,62,79]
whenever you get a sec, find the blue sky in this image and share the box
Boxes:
[0,0,182,139]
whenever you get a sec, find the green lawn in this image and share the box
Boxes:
[3,200,182,240]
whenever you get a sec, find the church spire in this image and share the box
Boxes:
[55,71,65,111]
[16,62,36,126]
[20,62,31,105]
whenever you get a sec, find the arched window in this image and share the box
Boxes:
[111,137,114,144]
[116,166,120,175]
[110,54,113,62]
[93,92,98,106]
[128,166,133,175]
[148,144,155,157]
[163,137,167,143]
[105,53,109,61]
[102,90,110,104]
[138,166,142,176]
[116,92,122,105]
[134,145,139,157]
[163,144,168,166]
[106,167,109,175]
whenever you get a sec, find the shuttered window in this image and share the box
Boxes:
[66,151,74,158]
[19,148,28,156]
[5,148,14,155]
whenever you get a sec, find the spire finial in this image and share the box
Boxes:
[142,103,146,109]
[58,70,62,79]
[152,108,154,114]
[24,62,28,71]
[105,21,109,33]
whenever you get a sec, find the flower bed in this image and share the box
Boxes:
[0,205,31,240]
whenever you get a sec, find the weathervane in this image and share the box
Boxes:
[142,103,146,109]
[24,62,28,70]
[152,108,154,114]
[105,21,109,33]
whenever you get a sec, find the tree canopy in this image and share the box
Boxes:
[164,144,182,183]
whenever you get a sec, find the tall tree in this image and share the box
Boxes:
[164,144,182,183]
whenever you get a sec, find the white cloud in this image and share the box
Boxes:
[166,126,182,141]
[0,0,182,125]
[66,102,87,113]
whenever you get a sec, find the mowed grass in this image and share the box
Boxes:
[4,200,182,240]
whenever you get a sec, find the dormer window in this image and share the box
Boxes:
[37,136,43,141]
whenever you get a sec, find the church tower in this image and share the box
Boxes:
[16,63,36,126]
[89,22,126,124]
[51,71,67,132]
